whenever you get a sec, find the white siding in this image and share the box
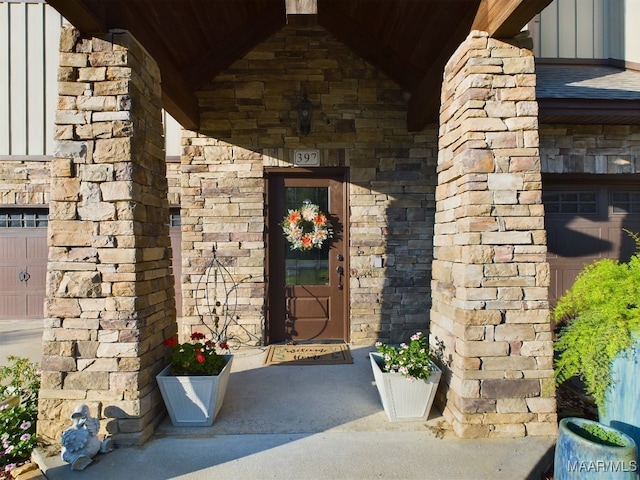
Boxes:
[530,0,616,61]
[622,0,640,63]
[164,112,182,158]
[1,1,182,159]
[0,1,61,157]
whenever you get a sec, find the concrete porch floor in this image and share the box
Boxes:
[34,345,555,480]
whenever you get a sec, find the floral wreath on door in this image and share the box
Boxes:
[281,200,333,251]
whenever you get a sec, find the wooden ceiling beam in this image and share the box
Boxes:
[318,1,421,91]
[161,84,200,131]
[471,0,553,38]
[184,5,286,92]
[47,0,107,34]
[407,3,479,132]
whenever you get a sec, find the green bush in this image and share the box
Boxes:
[554,232,640,411]
[0,356,40,475]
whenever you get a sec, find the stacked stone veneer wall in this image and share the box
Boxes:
[430,31,557,438]
[0,161,50,204]
[181,24,438,345]
[540,125,640,173]
[38,26,175,446]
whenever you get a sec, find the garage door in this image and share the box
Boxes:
[545,181,640,306]
[1,208,183,320]
[0,210,48,319]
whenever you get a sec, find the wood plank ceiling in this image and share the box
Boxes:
[47,0,552,132]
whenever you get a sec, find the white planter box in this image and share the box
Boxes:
[370,352,441,422]
[157,355,233,427]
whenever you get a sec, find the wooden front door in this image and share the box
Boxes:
[267,171,348,343]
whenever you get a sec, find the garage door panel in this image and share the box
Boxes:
[0,295,26,317]
[2,265,23,289]
[546,183,640,310]
[0,235,27,257]
[26,294,44,317]
[26,234,48,259]
[0,214,47,319]
[547,224,610,258]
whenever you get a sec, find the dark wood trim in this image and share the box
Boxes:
[543,173,640,186]
[535,58,610,66]
[538,98,640,125]
[265,166,347,176]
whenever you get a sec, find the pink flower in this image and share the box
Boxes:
[20,433,31,441]
[20,421,31,430]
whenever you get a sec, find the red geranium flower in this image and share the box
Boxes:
[163,337,178,348]
[162,332,229,376]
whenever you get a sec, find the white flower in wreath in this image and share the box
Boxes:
[282,201,333,251]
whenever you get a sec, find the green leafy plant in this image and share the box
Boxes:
[374,332,438,381]
[163,332,229,376]
[567,421,627,447]
[0,356,40,475]
[554,231,640,411]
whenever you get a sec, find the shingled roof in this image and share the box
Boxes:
[536,64,640,124]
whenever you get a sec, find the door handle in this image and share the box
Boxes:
[18,269,30,285]
[336,266,344,290]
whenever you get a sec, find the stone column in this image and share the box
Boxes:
[38,26,175,446]
[430,31,556,438]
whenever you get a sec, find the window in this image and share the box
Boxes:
[543,191,597,214]
[169,210,181,227]
[611,191,640,214]
[0,209,48,228]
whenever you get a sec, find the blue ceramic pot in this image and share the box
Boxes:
[554,417,638,480]
[599,341,640,464]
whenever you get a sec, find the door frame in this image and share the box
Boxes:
[265,167,350,344]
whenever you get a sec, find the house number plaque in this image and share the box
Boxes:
[293,149,320,166]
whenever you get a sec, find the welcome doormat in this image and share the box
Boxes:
[264,343,353,365]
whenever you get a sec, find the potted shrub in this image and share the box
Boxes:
[370,332,441,422]
[554,417,637,480]
[553,231,640,463]
[157,332,232,427]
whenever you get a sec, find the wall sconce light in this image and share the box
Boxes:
[297,94,313,135]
